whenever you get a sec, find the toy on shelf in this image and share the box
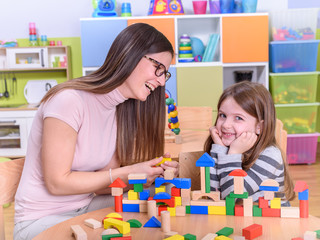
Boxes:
[121,2,132,17]
[165,93,181,144]
[178,34,194,63]
[92,0,117,17]
[148,0,184,16]
[29,22,38,46]
[0,40,18,48]
[272,27,314,41]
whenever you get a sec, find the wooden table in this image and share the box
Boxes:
[164,130,209,159]
[34,207,320,240]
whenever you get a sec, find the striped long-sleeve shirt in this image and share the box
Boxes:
[210,144,289,205]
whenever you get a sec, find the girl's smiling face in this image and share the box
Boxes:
[216,97,260,147]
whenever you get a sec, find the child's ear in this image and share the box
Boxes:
[256,120,264,135]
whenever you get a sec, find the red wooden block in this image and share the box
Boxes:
[109,178,127,188]
[110,237,132,240]
[148,197,175,208]
[258,197,269,208]
[235,205,244,216]
[158,205,168,216]
[299,200,309,218]
[294,181,308,192]
[171,187,181,197]
[115,195,123,212]
[291,238,303,240]
[229,169,247,177]
[242,224,262,240]
[261,207,280,217]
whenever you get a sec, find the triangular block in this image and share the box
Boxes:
[109,178,127,188]
[143,216,161,228]
[196,152,215,167]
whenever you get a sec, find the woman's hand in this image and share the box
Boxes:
[228,131,257,155]
[210,126,225,146]
[130,157,164,187]
[161,152,179,178]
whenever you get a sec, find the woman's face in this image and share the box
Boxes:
[118,51,172,101]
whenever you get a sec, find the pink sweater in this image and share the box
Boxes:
[14,88,127,223]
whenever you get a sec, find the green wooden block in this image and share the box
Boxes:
[205,167,210,193]
[186,205,191,214]
[226,196,235,216]
[102,233,123,240]
[180,42,191,47]
[183,233,197,240]
[314,229,320,238]
[216,227,234,236]
[229,191,248,199]
[253,205,262,217]
[133,183,143,192]
[127,219,142,228]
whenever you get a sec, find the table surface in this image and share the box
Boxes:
[33,207,320,240]
[164,130,209,159]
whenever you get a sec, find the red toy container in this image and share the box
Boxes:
[286,133,320,164]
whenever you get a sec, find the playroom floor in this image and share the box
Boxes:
[4,144,320,239]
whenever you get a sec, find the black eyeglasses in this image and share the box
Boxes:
[144,56,171,82]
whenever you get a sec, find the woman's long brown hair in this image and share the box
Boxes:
[41,23,174,165]
[204,81,295,201]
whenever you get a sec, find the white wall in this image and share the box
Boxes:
[0,0,287,40]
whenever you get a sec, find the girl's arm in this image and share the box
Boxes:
[42,117,164,196]
[216,146,285,201]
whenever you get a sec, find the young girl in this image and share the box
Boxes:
[204,81,295,205]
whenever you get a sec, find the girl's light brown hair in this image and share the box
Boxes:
[204,81,295,201]
[41,23,174,165]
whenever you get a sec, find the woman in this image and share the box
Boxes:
[14,23,179,240]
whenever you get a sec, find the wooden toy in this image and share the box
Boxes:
[229,169,247,195]
[147,200,157,218]
[280,207,300,218]
[242,224,262,240]
[143,216,161,228]
[201,233,218,240]
[243,197,253,216]
[108,178,127,212]
[101,228,120,235]
[164,231,179,238]
[233,236,245,240]
[304,231,317,240]
[103,218,130,234]
[101,234,123,240]
[260,179,279,200]
[294,181,309,218]
[208,205,226,215]
[183,233,196,240]
[165,95,181,143]
[163,234,184,240]
[126,219,142,228]
[164,169,175,180]
[216,227,233,236]
[108,237,132,240]
[70,225,87,240]
[175,206,186,216]
[84,218,102,229]
[161,210,171,233]
[215,236,232,240]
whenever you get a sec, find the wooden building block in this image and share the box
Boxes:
[104,218,130,234]
[270,197,281,209]
[181,188,191,206]
[215,236,232,240]
[208,206,226,215]
[200,167,206,193]
[264,191,274,200]
[175,206,186,216]
[84,218,102,229]
[70,225,87,240]
[242,224,262,240]
[115,195,123,212]
[174,196,182,206]
[128,173,147,180]
[258,197,269,208]
[164,233,181,239]
[191,190,220,201]
[190,199,225,206]
[262,207,280,217]
[164,169,175,180]
[147,200,157,218]
[235,205,244,216]
[128,190,138,200]
[234,176,244,195]
[161,211,171,233]
[171,187,181,196]
[243,197,253,216]
[304,231,317,240]
[139,201,148,213]
[201,233,218,240]
[155,185,166,194]
[216,227,233,236]
[233,236,245,240]
[167,207,176,216]
[300,200,309,218]
[112,187,124,197]
[281,207,300,218]
[101,228,120,235]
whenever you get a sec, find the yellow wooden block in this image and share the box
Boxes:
[164,234,184,240]
[208,206,226,215]
[103,218,130,234]
[167,207,176,216]
[128,190,138,200]
[215,236,232,240]
[155,157,172,166]
[155,185,166,194]
[174,196,181,206]
[106,212,123,219]
[270,197,281,209]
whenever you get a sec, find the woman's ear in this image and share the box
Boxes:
[256,120,264,135]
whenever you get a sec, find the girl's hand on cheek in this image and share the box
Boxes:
[228,132,257,154]
[210,126,225,146]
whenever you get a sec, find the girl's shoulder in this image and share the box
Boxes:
[260,145,283,162]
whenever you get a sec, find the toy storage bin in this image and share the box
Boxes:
[275,103,319,134]
[269,40,320,73]
[269,72,319,104]
[286,133,320,164]
[269,8,318,41]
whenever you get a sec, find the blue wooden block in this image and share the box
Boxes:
[153,192,171,200]
[143,216,161,228]
[155,177,182,188]
[190,205,208,214]
[259,186,279,192]
[128,178,147,184]
[139,189,150,200]
[122,203,139,212]
[298,189,309,200]
[180,178,191,189]
[196,152,215,167]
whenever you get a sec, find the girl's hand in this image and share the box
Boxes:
[161,152,179,178]
[228,131,257,154]
[210,126,225,146]
[130,157,164,187]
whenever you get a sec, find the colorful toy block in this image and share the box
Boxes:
[115,195,123,212]
[243,197,253,216]
[171,187,181,196]
[270,198,281,209]
[294,181,308,192]
[252,205,262,217]
[234,205,244,216]
[175,206,186,216]
[215,236,232,240]
[229,170,247,195]
[300,199,309,218]
[208,206,226,215]
[262,207,280,217]
[105,212,123,221]
[84,218,102,229]
[196,152,215,167]
[183,233,196,240]
[104,218,130,234]
[102,234,123,240]
[304,231,317,240]
[161,210,171,233]
[70,225,87,240]
[202,233,218,239]
[126,219,142,228]
[298,189,309,200]
[163,235,184,240]
[242,224,262,240]
[280,207,300,218]
[258,197,269,208]
[147,200,157,218]
[122,203,139,212]
[190,205,208,214]
[229,191,248,199]
[174,196,182,206]
[143,216,161,228]
[128,190,138,200]
[155,157,172,166]
[315,229,320,238]
[226,196,235,215]
[155,185,166,194]
[133,183,144,192]
[154,192,171,199]
[164,169,175,180]
[109,237,132,240]
[139,189,150,200]
[109,178,127,188]
[216,227,233,236]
